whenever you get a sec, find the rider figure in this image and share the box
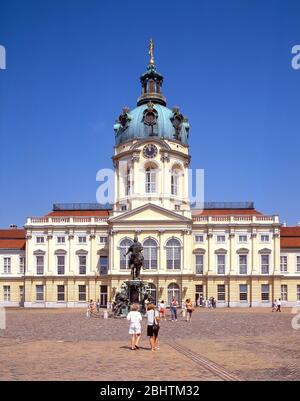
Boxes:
[125,235,144,280]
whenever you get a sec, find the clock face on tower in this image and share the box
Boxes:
[143,143,158,159]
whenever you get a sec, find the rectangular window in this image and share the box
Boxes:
[195,285,203,304]
[78,285,86,302]
[174,204,180,211]
[145,170,156,193]
[166,246,180,270]
[297,285,300,301]
[57,255,65,275]
[57,285,65,302]
[261,284,269,301]
[78,236,87,244]
[143,243,157,270]
[100,285,108,307]
[57,236,66,244]
[195,235,204,243]
[19,286,24,304]
[19,257,25,274]
[280,256,288,273]
[171,173,178,195]
[121,205,127,211]
[36,236,45,244]
[217,235,226,244]
[239,284,248,301]
[297,256,300,273]
[3,285,10,301]
[99,256,108,275]
[99,236,108,244]
[36,285,44,301]
[238,235,248,243]
[195,255,204,274]
[217,285,226,301]
[239,255,247,275]
[79,255,86,275]
[195,285,203,296]
[36,256,44,275]
[261,255,269,274]
[281,284,288,301]
[217,254,225,274]
[261,235,270,243]
[4,257,11,274]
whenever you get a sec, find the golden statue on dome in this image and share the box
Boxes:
[149,38,155,65]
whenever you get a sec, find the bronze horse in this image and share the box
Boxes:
[125,236,144,280]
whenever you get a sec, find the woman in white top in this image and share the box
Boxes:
[127,304,142,350]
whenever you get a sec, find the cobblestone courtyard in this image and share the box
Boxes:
[1,307,300,381]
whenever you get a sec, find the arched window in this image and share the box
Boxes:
[119,238,133,270]
[166,238,181,270]
[145,165,156,193]
[148,283,157,304]
[143,238,158,270]
[168,283,181,306]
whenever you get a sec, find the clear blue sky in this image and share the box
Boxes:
[0,0,299,227]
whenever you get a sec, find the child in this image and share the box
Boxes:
[127,304,142,350]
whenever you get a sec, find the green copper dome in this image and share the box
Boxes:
[114,43,190,146]
[114,103,190,146]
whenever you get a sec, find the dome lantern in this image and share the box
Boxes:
[137,39,167,107]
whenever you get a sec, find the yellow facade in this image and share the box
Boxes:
[1,56,300,309]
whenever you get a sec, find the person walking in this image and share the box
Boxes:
[170,297,178,321]
[126,304,142,350]
[185,298,194,322]
[272,299,277,312]
[158,300,166,321]
[96,299,100,313]
[146,303,160,351]
[276,298,282,312]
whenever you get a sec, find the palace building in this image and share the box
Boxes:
[1,44,300,308]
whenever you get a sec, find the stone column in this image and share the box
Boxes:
[273,229,280,275]
[68,234,75,275]
[160,152,169,209]
[89,234,96,274]
[25,234,32,275]
[251,229,257,274]
[207,228,214,274]
[158,230,165,272]
[47,233,53,275]
[110,230,117,272]
[229,230,235,274]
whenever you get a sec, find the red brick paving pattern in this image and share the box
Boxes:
[0,308,300,381]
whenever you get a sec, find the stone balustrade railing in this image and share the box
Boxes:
[26,216,109,225]
[193,215,279,224]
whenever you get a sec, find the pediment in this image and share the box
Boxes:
[193,248,206,254]
[236,248,249,254]
[109,203,192,224]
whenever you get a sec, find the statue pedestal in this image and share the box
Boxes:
[113,279,154,317]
